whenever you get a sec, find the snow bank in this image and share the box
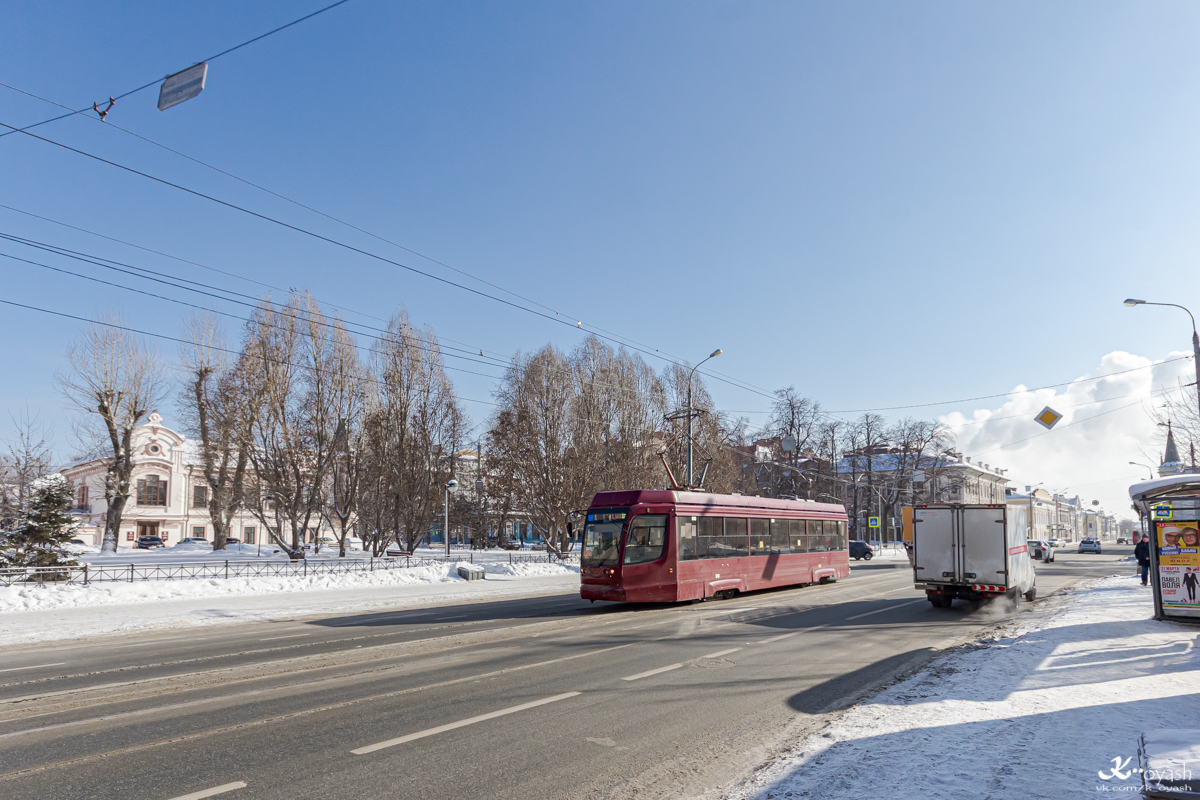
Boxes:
[0,555,580,644]
[734,575,1200,800]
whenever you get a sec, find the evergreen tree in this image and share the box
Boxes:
[0,474,79,569]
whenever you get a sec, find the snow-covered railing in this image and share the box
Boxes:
[508,552,579,565]
[0,555,444,587]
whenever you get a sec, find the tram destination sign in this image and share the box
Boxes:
[587,510,627,523]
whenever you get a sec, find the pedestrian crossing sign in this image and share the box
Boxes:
[1034,406,1063,430]
[1153,504,1173,520]
[868,516,880,528]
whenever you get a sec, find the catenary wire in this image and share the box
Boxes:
[0,202,512,361]
[0,0,356,139]
[0,119,779,403]
[0,233,514,371]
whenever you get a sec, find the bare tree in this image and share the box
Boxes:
[357,311,462,554]
[179,312,260,551]
[243,294,344,557]
[1,410,54,531]
[57,310,165,553]
[323,321,368,557]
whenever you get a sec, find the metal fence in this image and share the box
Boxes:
[508,552,579,565]
[0,555,445,587]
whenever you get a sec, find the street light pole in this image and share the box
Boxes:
[444,478,458,559]
[1125,299,1200,440]
[685,348,722,487]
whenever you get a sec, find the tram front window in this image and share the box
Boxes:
[582,509,627,567]
[624,515,668,565]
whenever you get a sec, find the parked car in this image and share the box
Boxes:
[530,542,548,551]
[176,537,211,546]
[385,544,412,557]
[224,537,241,545]
[136,535,165,549]
[1049,538,1067,548]
[69,538,88,546]
[1116,536,1129,544]
[848,540,874,561]
[1078,538,1103,554]
[499,539,523,550]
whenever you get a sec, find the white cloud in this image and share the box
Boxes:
[942,351,1194,521]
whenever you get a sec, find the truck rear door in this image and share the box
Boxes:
[961,506,1007,587]
[913,507,956,584]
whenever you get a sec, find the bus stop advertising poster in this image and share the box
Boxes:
[1128,476,1200,622]
[1155,521,1200,611]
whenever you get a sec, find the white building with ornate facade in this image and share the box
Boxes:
[60,412,326,548]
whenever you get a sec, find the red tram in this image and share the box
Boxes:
[580,490,850,603]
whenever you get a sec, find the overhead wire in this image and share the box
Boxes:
[0,297,501,407]
[0,0,356,139]
[0,202,512,361]
[0,232,514,371]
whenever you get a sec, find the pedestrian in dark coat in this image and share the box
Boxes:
[1134,534,1152,586]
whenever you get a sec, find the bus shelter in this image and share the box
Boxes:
[1130,475,1200,623]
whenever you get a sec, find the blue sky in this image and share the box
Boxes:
[4,1,1200,512]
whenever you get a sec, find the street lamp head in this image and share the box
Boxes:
[709,348,723,359]
[1124,298,1146,306]
[446,478,459,491]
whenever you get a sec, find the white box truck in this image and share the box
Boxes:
[912,503,1036,608]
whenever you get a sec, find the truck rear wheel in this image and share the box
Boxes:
[1024,586,1036,601]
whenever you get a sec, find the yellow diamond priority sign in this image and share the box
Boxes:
[1034,406,1063,430]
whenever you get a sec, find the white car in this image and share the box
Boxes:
[1078,538,1102,554]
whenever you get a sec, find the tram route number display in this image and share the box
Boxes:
[1155,521,1200,610]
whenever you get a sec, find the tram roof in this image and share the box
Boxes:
[589,490,846,515]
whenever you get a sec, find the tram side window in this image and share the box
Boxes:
[832,520,847,550]
[723,517,749,557]
[624,515,668,565]
[770,519,792,554]
[750,519,771,555]
[787,520,806,551]
[808,520,828,552]
[698,516,722,559]
[679,517,699,560]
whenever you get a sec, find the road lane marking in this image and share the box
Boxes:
[167,781,246,799]
[758,624,830,644]
[436,615,468,621]
[845,599,925,621]
[260,634,311,641]
[0,663,65,673]
[700,648,741,659]
[330,612,433,627]
[351,692,581,754]
[622,663,683,681]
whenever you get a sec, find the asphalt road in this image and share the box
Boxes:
[0,547,1134,800]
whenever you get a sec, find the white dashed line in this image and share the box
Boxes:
[260,634,311,641]
[622,663,684,681]
[167,781,247,799]
[0,662,65,673]
[351,692,581,754]
[436,615,468,621]
[845,599,925,621]
[700,648,742,659]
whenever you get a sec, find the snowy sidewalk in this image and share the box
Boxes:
[0,561,579,645]
[732,575,1200,800]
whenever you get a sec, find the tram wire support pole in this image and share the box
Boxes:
[685,348,722,488]
[1125,299,1200,443]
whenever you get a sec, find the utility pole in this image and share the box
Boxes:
[685,349,722,487]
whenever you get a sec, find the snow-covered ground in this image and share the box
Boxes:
[732,575,1200,799]
[0,558,579,645]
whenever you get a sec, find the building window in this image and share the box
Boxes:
[136,475,168,506]
[192,526,206,539]
[193,485,208,508]
[77,484,88,507]
[243,526,256,545]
